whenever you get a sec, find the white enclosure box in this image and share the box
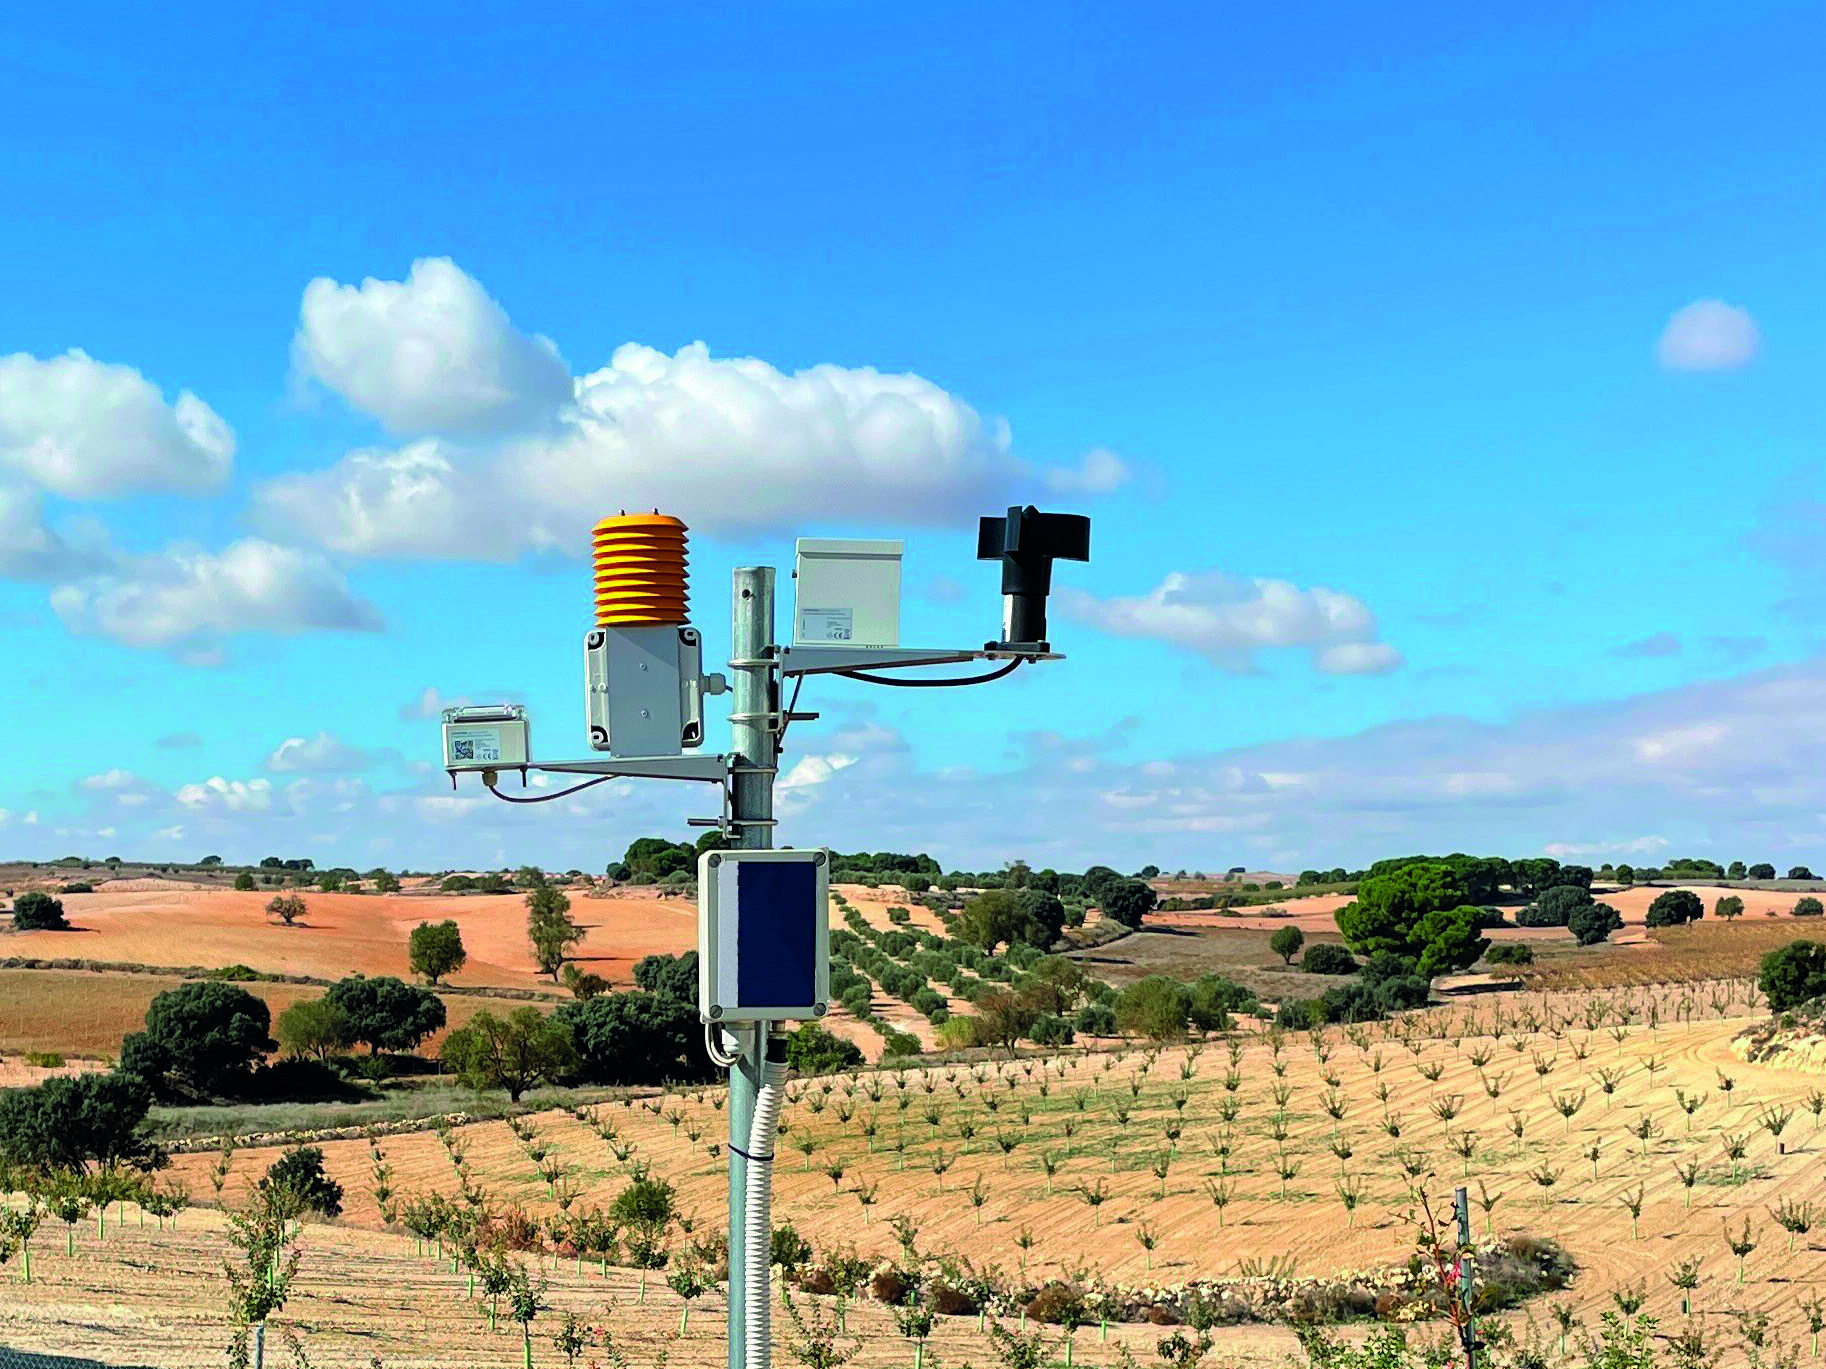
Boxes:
[698,848,830,1023]
[442,705,530,771]
[793,539,903,647]
[584,625,705,757]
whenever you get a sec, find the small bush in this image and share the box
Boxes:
[260,1144,344,1217]
[1483,943,1534,966]
[9,892,70,931]
[1300,943,1358,976]
[1796,897,1824,918]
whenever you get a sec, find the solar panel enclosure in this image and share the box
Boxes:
[697,848,830,1022]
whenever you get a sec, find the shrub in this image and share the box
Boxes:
[9,891,70,931]
[1646,890,1704,928]
[1484,943,1534,966]
[1115,976,1192,1041]
[1300,943,1359,975]
[260,1145,343,1217]
[1074,1002,1117,1036]
[266,893,307,926]
[233,872,256,891]
[1567,902,1625,947]
[1189,974,1258,1030]
[1762,941,1826,1011]
[632,951,697,1004]
[786,1023,863,1075]
[1527,885,1592,927]
[1795,897,1825,918]
[1028,1013,1075,1046]
[1101,880,1158,930]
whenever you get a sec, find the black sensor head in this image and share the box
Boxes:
[976,505,1091,650]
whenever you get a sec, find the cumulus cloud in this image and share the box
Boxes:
[1544,836,1669,859]
[257,259,1110,555]
[1656,299,1759,371]
[1041,447,1130,495]
[292,257,572,435]
[0,484,112,582]
[50,539,383,651]
[0,350,233,497]
[265,731,377,773]
[1059,571,1402,674]
[175,776,274,812]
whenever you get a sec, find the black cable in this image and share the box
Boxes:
[484,775,613,804]
[774,673,807,747]
[835,657,1025,688]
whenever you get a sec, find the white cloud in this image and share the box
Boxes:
[1060,571,1402,674]
[0,484,113,582]
[257,259,1110,556]
[779,753,860,790]
[1042,447,1130,495]
[1656,299,1759,372]
[1314,642,1404,676]
[265,731,375,774]
[153,824,184,841]
[50,538,383,651]
[79,769,141,791]
[175,777,273,813]
[1544,836,1669,859]
[292,257,572,435]
[0,350,233,497]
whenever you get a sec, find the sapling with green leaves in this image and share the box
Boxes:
[1618,1185,1645,1240]
[1801,1294,1826,1357]
[667,1257,711,1334]
[1667,1256,1703,1315]
[1724,1216,1758,1284]
[506,1265,547,1369]
[1626,1113,1660,1157]
[1203,1178,1233,1227]
[1275,1151,1302,1199]
[1772,1197,1815,1252]
[1336,1175,1365,1227]
[1674,1159,1701,1210]
[1674,1089,1706,1131]
[1722,1133,1750,1183]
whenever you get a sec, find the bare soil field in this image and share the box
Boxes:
[0,969,541,1060]
[0,886,696,991]
[42,981,1786,1367]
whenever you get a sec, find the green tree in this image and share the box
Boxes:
[317,870,345,893]
[526,884,583,979]
[0,1072,158,1172]
[1335,863,1467,957]
[1796,897,1825,918]
[259,1145,343,1217]
[1614,863,1636,885]
[1793,867,1818,881]
[1567,902,1625,947]
[370,869,401,894]
[1101,879,1158,930]
[266,893,307,926]
[1115,976,1193,1041]
[273,998,354,1060]
[1269,926,1305,965]
[632,951,697,1003]
[1728,861,1748,880]
[1335,863,1486,973]
[9,891,70,931]
[1645,890,1704,928]
[1531,885,1593,927]
[557,991,716,1086]
[233,872,257,891]
[441,1007,578,1103]
[1761,941,1826,1011]
[134,981,274,1093]
[610,1177,676,1267]
[785,1024,863,1075]
[1749,863,1777,880]
[323,975,447,1053]
[408,919,468,985]
[1715,895,1746,921]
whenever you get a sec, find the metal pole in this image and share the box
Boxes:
[727,566,778,1369]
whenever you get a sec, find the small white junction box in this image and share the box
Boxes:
[793,539,903,647]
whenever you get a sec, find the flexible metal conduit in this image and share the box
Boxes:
[744,1033,789,1369]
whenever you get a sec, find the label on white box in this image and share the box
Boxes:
[798,607,854,642]
[448,727,503,764]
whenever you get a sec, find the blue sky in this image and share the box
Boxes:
[4,1,1825,873]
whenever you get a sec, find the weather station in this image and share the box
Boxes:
[439,503,1090,1369]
